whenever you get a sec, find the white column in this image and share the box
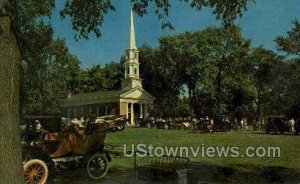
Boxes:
[130,103,134,125]
[126,102,129,120]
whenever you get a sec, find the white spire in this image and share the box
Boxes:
[121,8,142,90]
[129,9,137,49]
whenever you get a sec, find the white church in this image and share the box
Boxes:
[61,10,154,125]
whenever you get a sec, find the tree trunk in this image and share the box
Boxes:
[0,13,24,183]
[257,86,261,118]
[188,85,193,121]
[216,59,222,114]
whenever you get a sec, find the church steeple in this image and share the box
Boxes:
[129,9,137,50]
[121,9,142,90]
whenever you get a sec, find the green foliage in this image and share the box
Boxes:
[60,0,115,40]
[86,65,106,92]
[276,20,300,56]
[274,20,300,117]
[138,44,182,118]
[103,62,123,90]
[137,24,299,120]
[132,0,255,28]
[152,26,252,118]
[20,39,81,115]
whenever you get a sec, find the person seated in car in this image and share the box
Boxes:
[71,117,84,128]
[35,120,43,132]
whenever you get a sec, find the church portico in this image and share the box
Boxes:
[119,89,153,125]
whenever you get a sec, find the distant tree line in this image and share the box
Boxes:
[139,22,299,120]
[21,21,300,121]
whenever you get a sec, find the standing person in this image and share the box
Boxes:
[240,119,244,130]
[234,117,238,130]
[257,118,262,131]
[210,118,214,125]
[244,119,249,131]
[289,118,296,134]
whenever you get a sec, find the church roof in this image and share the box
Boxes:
[62,89,127,107]
[62,87,154,107]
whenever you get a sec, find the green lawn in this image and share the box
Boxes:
[50,128,300,183]
[106,127,300,170]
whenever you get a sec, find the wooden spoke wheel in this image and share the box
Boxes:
[86,153,109,180]
[24,159,48,184]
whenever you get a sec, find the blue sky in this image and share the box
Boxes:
[51,0,299,68]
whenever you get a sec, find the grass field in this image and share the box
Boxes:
[104,127,300,183]
[50,128,300,183]
[106,127,299,168]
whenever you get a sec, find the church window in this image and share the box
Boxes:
[135,67,137,74]
[127,52,130,59]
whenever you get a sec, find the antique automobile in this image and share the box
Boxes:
[96,115,127,131]
[265,116,288,134]
[21,115,126,184]
[155,118,170,129]
[168,118,189,130]
[138,117,156,128]
[213,115,234,132]
[192,118,214,133]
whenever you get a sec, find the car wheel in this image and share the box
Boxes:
[86,153,109,180]
[24,159,48,184]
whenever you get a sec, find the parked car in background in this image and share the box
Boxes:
[192,118,213,133]
[138,117,156,128]
[213,115,234,132]
[265,116,288,134]
[155,118,170,129]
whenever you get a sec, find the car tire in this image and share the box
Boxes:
[86,153,109,180]
[24,159,48,184]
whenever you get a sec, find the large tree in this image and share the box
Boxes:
[275,20,300,117]
[155,26,251,118]
[0,3,24,183]
[158,32,206,118]
[21,39,81,115]
[138,44,182,118]
[0,0,255,182]
[248,47,280,117]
